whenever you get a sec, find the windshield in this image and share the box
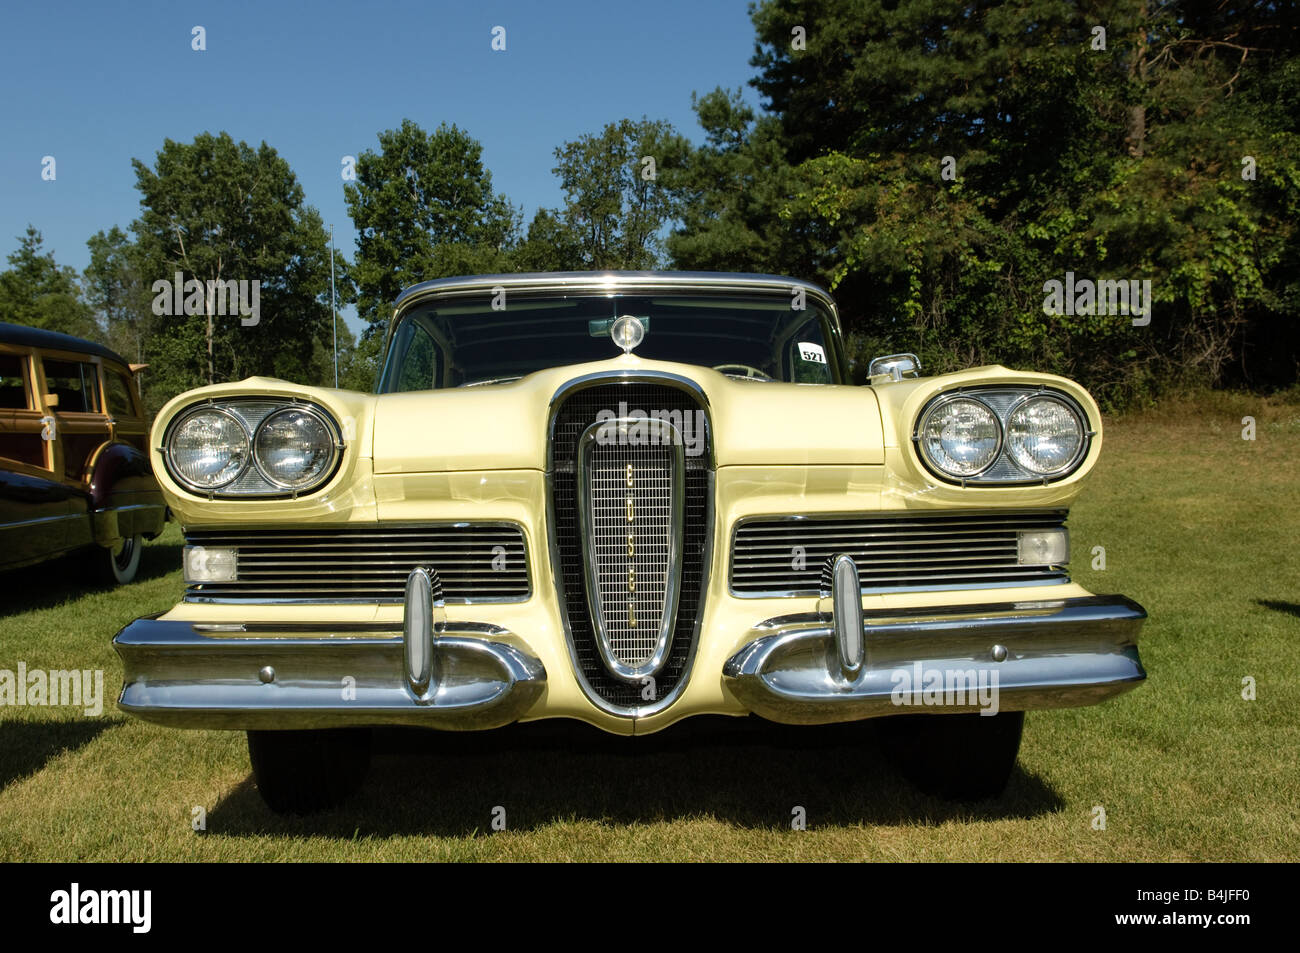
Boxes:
[379,291,840,392]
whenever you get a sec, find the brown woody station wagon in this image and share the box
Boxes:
[0,322,166,584]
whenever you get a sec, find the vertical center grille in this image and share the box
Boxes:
[578,417,684,678]
[551,380,710,709]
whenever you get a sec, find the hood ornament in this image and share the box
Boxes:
[610,314,645,355]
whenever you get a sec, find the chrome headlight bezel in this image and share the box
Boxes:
[251,405,343,491]
[912,387,1094,486]
[163,399,345,498]
[915,393,1004,479]
[164,405,251,492]
[1004,393,1089,476]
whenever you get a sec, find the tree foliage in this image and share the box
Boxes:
[129,132,351,408]
[669,0,1300,404]
[344,120,519,332]
[0,227,97,340]
[548,118,691,270]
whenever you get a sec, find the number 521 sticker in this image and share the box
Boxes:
[798,342,827,364]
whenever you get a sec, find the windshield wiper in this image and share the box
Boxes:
[460,376,522,387]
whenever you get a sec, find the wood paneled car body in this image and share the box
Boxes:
[0,322,166,584]
[112,273,1147,812]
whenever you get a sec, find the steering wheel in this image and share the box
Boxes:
[713,363,774,381]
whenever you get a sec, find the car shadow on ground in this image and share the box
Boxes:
[206,717,1065,837]
[0,538,181,619]
[0,718,116,794]
[1256,598,1300,620]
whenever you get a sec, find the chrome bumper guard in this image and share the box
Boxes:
[724,557,1146,725]
[113,569,546,730]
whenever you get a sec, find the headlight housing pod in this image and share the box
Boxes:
[164,399,344,498]
[913,387,1092,485]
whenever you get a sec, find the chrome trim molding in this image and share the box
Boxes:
[822,554,864,680]
[113,617,546,731]
[576,416,685,682]
[723,595,1147,724]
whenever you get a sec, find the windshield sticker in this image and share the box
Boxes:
[797,342,827,364]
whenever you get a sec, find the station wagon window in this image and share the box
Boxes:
[0,354,29,409]
[105,371,136,418]
[42,359,101,413]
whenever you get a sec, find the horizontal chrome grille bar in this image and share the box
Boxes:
[730,511,1068,594]
[184,524,530,603]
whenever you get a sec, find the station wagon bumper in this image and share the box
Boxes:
[723,594,1147,724]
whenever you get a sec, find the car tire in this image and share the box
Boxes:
[86,533,143,585]
[875,711,1024,801]
[247,728,373,814]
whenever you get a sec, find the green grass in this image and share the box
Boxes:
[2,393,1298,861]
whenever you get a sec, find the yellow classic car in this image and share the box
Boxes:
[113,272,1146,812]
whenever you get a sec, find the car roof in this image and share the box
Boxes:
[0,321,130,366]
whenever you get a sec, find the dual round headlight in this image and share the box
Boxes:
[916,391,1087,482]
[1005,397,1085,475]
[166,403,341,495]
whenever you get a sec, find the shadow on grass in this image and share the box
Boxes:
[207,717,1064,837]
[0,718,115,793]
[0,537,181,619]
[1256,599,1300,620]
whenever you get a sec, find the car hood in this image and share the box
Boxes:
[371,355,884,473]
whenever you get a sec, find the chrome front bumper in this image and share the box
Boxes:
[723,594,1147,724]
[113,618,546,730]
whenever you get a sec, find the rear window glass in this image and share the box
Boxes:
[0,354,29,410]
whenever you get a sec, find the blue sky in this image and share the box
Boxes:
[0,0,765,332]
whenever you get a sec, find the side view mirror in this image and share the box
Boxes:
[867,353,921,383]
[44,393,60,410]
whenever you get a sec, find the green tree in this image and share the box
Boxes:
[550,118,690,269]
[85,226,153,366]
[344,120,519,332]
[0,227,97,340]
[666,88,817,278]
[130,132,351,405]
[671,1,1300,402]
[512,208,586,272]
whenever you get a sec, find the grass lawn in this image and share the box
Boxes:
[1,392,1297,861]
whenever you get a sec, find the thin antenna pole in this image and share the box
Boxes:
[330,224,338,389]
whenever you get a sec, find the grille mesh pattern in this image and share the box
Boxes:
[587,441,674,667]
[553,382,709,707]
[730,511,1068,593]
[184,525,529,602]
